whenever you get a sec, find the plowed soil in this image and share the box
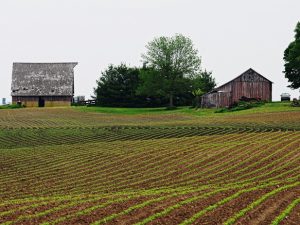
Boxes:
[1,106,300,224]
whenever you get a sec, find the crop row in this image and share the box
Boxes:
[1,108,300,224]
[2,130,297,199]
[1,180,299,224]
[0,126,259,149]
[0,125,289,150]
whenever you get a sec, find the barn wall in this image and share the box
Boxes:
[230,72,272,102]
[44,96,72,107]
[201,82,233,108]
[201,92,232,108]
[45,100,71,107]
[217,83,232,92]
[12,96,72,107]
[12,96,39,107]
[231,81,271,103]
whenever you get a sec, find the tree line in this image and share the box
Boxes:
[94,34,216,108]
[94,21,300,108]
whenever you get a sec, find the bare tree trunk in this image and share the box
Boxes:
[169,92,174,108]
[195,96,200,109]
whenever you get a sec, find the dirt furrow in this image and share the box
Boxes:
[280,203,300,225]
[235,187,300,225]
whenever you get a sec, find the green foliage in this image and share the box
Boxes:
[191,89,204,97]
[94,64,143,107]
[137,67,166,98]
[284,21,300,89]
[135,70,193,107]
[142,34,202,107]
[191,70,216,94]
[215,100,265,113]
[136,67,170,106]
[137,68,215,109]
[190,70,216,108]
[93,64,190,107]
[94,35,215,108]
[291,98,300,107]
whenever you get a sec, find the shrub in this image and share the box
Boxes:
[215,98,265,113]
[0,104,24,110]
[291,98,300,107]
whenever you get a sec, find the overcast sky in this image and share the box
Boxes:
[0,0,300,102]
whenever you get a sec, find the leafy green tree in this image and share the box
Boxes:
[137,66,191,106]
[141,34,202,108]
[284,22,300,89]
[192,89,205,109]
[94,64,141,107]
[136,67,166,99]
[191,70,216,108]
[191,70,216,93]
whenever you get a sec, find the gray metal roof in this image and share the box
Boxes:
[11,63,77,96]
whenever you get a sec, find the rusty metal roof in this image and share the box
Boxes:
[11,63,77,96]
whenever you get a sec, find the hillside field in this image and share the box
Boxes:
[0,102,300,224]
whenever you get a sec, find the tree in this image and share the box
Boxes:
[191,70,216,93]
[137,66,191,106]
[284,22,300,89]
[192,89,204,109]
[94,64,141,107]
[136,67,167,99]
[191,70,216,108]
[142,34,202,108]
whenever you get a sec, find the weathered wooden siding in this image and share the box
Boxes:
[12,96,72,107]
[231,81,271,103]
[217,83,232,93]
[201,92,232,108]
[12,96,39,107]
[231,71,272,102]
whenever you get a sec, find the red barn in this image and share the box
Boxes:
[201,68,272,108]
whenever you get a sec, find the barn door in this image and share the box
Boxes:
[38,97,45,107]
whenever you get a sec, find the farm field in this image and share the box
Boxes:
[0,103,300,225]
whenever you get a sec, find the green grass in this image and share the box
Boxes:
[0,102,297,117]
[73,102,298,116]
[0,104,23,109]
[73,106,173,115]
